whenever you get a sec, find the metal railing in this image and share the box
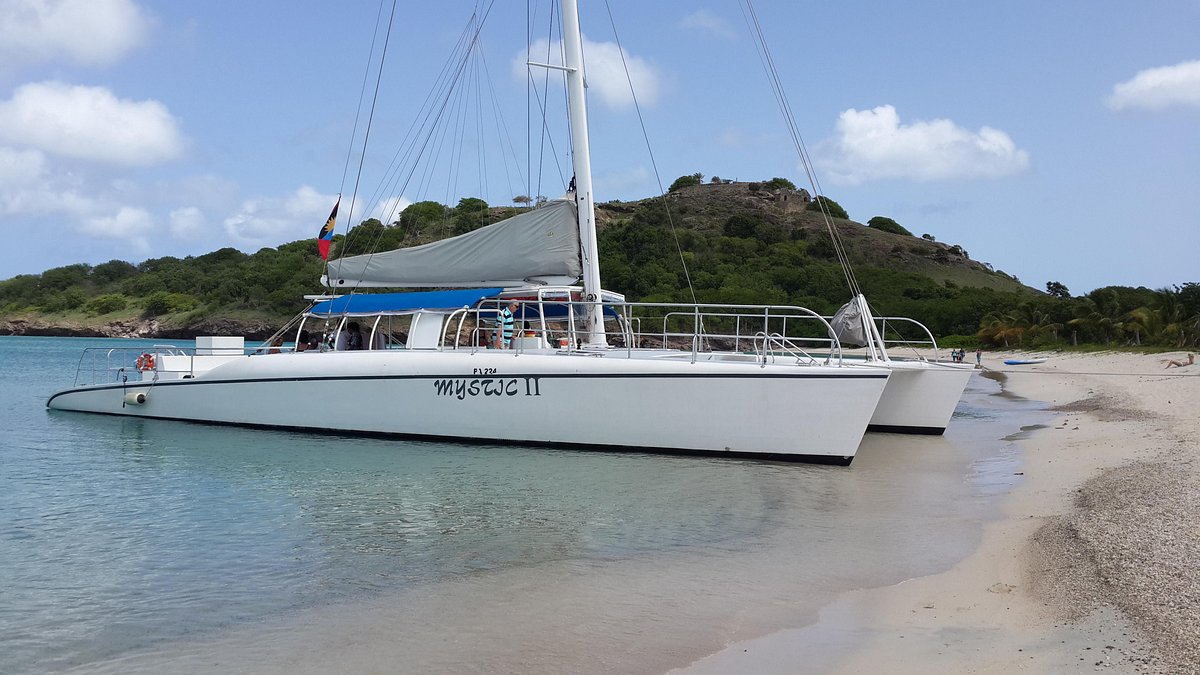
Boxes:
[872,315,942,361]
[69,344,251,387]
[440,299,846,365]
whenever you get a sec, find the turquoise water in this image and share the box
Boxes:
[0,336,1046,674]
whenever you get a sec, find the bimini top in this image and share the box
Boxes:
[322,198,582,288]
[307,288,504,317]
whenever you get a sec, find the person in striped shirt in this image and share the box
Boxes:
[494,300,518,349]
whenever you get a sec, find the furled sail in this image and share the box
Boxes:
[323,198,582,288]
[829,298,868,348]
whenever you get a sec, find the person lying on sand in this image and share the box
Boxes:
[1165,353,1195,369]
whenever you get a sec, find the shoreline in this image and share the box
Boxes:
[676,350,1200,674]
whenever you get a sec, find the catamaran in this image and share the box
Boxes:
[47,0,891,464]
[740,1,975,434]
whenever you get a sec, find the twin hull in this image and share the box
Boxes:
[47,351,890,463]
[868,360,976,434]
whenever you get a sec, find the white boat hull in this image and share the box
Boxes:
[47,350,890,464]
[867,360,976,435]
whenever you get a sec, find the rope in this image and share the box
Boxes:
[334,1,498,294]
[981,367,1199,378]
[739,0,860,297]
[602,0,698,306]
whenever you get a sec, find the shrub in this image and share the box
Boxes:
[806,196,848,220]
[723,214,760,238]
[40,288,86,312]
[84,294,128,315]
[866,216,912,236]
[143,291,198,317]
[668,173,703,192]
[762,177,796,191]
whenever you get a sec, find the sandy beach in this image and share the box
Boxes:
[678,350,1200,675]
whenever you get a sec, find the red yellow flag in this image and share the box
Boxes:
[317,197,339,260]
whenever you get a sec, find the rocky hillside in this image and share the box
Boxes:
[599,181,1024,293]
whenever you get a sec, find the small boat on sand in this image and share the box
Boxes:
[1003,358,1048,365]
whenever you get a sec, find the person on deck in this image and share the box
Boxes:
[337,322,364,350]
[494,300,518,349]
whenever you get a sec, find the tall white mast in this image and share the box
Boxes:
[560,0,606,347]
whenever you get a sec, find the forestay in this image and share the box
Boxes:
[323,199,582,288]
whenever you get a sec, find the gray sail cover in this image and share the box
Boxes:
[323,198,582,288]
[830,298,868,348]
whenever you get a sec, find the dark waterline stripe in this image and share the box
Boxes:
[42,409,858,467]
[47,370,888,405]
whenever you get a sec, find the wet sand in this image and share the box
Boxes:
[677,351,1200,674]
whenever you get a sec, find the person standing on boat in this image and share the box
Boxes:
[337,322,364,350]
[495,300,518,349]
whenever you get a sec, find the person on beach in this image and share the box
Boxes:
[1165,353,1195,369]
[976,348,982,366]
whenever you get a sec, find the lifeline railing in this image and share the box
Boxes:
[441,299,846,365]
[871,315,943,361]
[69,344,247,387]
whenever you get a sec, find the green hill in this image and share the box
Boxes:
[2,182,1195,348]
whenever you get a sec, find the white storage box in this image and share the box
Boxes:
[195,336,245,355]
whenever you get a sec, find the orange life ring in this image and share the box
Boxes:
[136,353,155,371]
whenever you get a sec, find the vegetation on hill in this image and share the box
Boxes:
[2,178,1197,348]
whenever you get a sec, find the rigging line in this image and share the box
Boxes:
[361,20,476,236]
[474,38,489,205]
[345,0,497,292]
[762,16,859,298]
[372,17,478,234]
[557,18,572,193]
[339,0,399,285]
[480,47,527,201]
[327,0,389,283]
[534,3,555,201]
[353,8,478,248]
[526,69,568,191]
[602,0,698,305]
[340,0,389,195]
[526,0,531,206]
[740,0,861,297]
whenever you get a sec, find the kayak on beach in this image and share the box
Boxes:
[1003,358,1048,365]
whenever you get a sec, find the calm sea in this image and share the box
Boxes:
[0,336,1047,674]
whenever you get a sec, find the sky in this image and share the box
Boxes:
[0,0,1197,297]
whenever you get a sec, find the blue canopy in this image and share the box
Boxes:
[307,287,622,320]
[308,288,504,316]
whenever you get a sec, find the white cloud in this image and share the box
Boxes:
[1107,59,1200,111]
[223,186,341,247]
[719,127,746,148]
[0,81,185,166]
[0,147,48,192]
[371,195,412,224]
[169,206,207,240]
[595,165,651,196]
[515,36,661,109]
[680,9,735,40]
[79,205,153,238]
[817,105,1030,185]
[0,0,150,69]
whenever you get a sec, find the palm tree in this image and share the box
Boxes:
[1068,290,1124,345]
